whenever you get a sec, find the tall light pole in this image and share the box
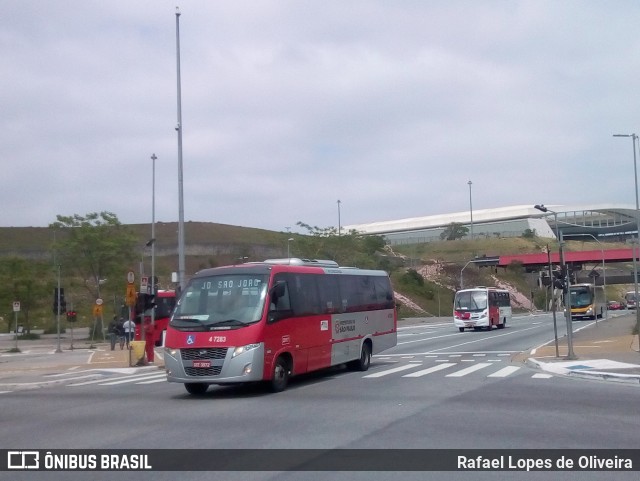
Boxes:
[150,153,156,328]
[534,204,576,360]
[337,200,342,236]
[175,7,186,292]
[613,133,640,351]
[460,258,477,290]
[544,244,560,357]
[287,238,294,259]
[467,181,474,239]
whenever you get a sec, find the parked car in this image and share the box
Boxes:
[606,300,625,311]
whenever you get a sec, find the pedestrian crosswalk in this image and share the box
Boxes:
[67,370,167,387]
[363,353,555,380]
[70,357,546,387]
[0,355,557,395]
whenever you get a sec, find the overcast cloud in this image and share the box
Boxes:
[3,1,640,234]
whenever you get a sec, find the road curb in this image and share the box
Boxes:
[524,357,640,385]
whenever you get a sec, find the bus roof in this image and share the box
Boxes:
[456,286,509,292]
[262,258,340,268]
[191,258,389,279]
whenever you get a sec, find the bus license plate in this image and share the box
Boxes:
[193,360,211,368]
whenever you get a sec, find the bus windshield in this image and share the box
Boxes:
[570,287,592,308]
[454,290,488,312]
[171,274,268,329]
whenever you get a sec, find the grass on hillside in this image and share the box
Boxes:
[3,223,638,322]
[391,235,637,317]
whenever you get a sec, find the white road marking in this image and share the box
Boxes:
[487,366,521,377]
[402,363,456,377]
[446,363,492,377]
[364,364,420,378]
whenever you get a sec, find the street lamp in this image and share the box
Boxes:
[287,238,294,259]
[337,200,342,236]
[150,153,156,330]
[542,244,560,357]
[468,180,474,239]
[534,204,576,360]
[175,8,186,292]
[460,258,479,290]
[613,133,640,350]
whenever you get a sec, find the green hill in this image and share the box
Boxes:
[0,223,635,332]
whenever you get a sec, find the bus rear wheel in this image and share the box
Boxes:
[270,356,290,393]
[184,382,209,395]
[349,342,371,372]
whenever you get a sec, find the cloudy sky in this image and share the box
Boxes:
[3,1,640,234]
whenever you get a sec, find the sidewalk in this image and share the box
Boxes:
[0,329,163,390]
[518,313,640,385]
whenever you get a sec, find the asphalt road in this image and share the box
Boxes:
[1,313,638,481]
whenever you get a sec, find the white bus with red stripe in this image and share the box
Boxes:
[164,258,397,394]
[453,287,511,332]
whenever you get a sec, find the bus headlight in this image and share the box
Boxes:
[233,343,260,358]
[165,347,179,357]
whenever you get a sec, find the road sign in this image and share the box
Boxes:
[95,298,104,305]
[13,301,20,312]
[125,284,137,306]
[141,276,149,293]
[92,304,103,317]
[127,271,135,284]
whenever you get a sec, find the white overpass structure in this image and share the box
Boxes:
[344,204,639,245]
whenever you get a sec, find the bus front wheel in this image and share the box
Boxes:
[270,356,290,393]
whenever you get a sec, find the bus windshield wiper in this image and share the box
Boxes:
[170,318,204,326]
[210,319,245,327]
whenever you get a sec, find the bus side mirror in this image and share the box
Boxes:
[267,281,291,323]
[270,281,286,300]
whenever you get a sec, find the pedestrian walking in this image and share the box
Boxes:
[143,318,155,363]
[117,317,125,350]
[122,317,136,349]
[107,316,118,351]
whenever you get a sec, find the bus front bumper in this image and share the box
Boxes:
[453,315,489,329]
[164,344,265,385]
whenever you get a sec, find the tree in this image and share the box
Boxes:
[439,223,469,241]
[0,258,51,334]
[294,222,387,269]
[50,212,138,338]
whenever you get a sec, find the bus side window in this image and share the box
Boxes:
[268,275,293,323]
[289,274,321,316]
[373,276,394,310]
[317,275,341,314]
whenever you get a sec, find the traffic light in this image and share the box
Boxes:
[66,311,77,322]
[552,266,567,290]
[135,293,156,314]
[53,288,67,315]
[144,293,156,311]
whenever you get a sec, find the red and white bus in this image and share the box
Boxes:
[453,287,511,332]
[133,290,177,346]
[164,258,397,394]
